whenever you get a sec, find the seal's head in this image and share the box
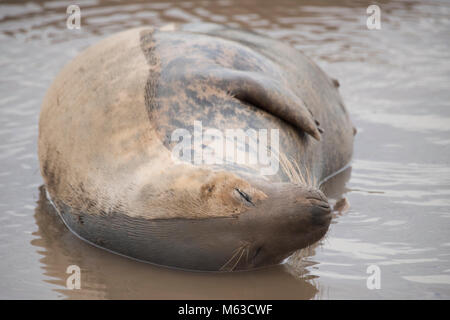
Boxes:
[203,176,331,271]
[134,171,332,272]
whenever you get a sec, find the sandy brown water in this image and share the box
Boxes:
[0,0,449,299]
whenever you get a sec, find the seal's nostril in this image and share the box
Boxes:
[315,205,331,214]
[309,198,332,226]
[306,197,330,209]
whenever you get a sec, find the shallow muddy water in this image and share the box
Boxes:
[0,0,449,299]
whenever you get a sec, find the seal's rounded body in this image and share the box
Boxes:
[39,25,354,271]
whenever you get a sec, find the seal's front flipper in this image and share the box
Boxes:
[208,69,321,141]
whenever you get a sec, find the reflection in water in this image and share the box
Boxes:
[1,0,450,299]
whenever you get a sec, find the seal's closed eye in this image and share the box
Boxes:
[201,68,322,141]
[235,188,255,206]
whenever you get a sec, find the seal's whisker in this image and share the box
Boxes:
[279,153,301,185]
[279,153,290,181]
[229,246,246,271]
[292,156,307,185]
[305,163,312,186]
[279,152,314,186]
[220,245,245,271]
[220,242,251,271]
